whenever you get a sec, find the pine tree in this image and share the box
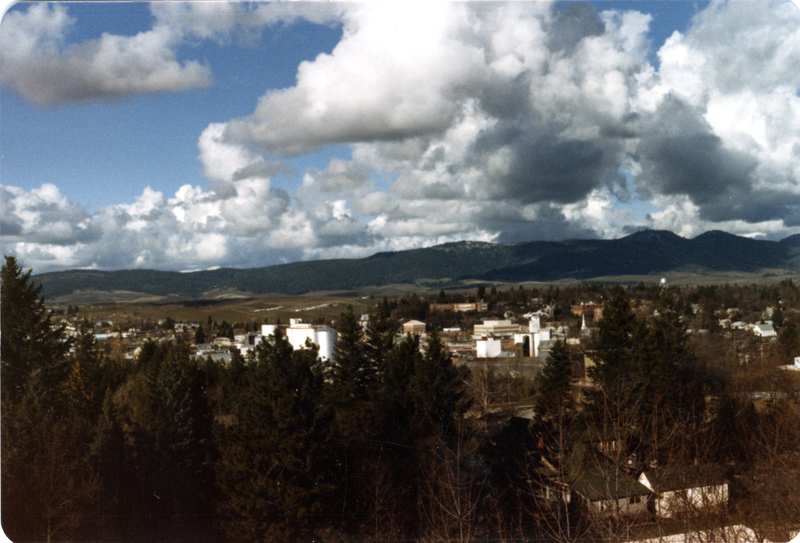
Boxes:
[2,372,99,542]
[364,303,397,375]
[216,331,335,541]
[65,319,104,417]
[633,297,705,459]
[779,318,800,363]
[88,390,127,537]
[1,256,65,402]
[155,345,218,522]
[588,286,637,395]
[380,334,421,428]
[536,339,573,418]
[410,330,468,437]
[330,305,370,404]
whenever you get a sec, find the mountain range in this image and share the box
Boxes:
[33,230,800,300]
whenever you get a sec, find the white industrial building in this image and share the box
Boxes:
[262,319,337,362]
[476,337,503,358]
[472,319,521,339]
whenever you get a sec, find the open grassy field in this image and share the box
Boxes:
[63,294,384,327]
[48,270,800,327]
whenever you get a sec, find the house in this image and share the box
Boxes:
[539,438,651,520]
[402,319,426,336]
[637,465,728,518]
[569,466,652,519]
[781,357,800,371]
[205,352,233,365]
[625,524,763,543]
[751,323,777,338]
[235,333,264,356]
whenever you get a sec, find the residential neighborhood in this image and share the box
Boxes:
[29,277,800,543]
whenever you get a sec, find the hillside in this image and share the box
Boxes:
[34,230,800,299]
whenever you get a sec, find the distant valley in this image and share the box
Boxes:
[35,230,800,302]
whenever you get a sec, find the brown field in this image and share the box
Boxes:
[49,270,800,326]
[60,294,381,326]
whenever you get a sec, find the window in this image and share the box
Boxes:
[629,495,641,504]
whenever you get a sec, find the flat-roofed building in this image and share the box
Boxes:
[430,302,488,313]
[473,319,520,338]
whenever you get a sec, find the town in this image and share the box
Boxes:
[5,254,800,543]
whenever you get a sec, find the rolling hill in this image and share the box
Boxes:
[33,230,800,299]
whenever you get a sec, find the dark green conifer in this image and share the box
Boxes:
[155,344,217,519]
[216,331,335,542]
[330,305,370,403]
[364,303,397,375]
[536,339,572,418]
[588,286,636,394]
[410,330,467,436]
[1,256,65,402]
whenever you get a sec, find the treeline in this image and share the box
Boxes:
[3,255,800,542]
[2,256,473,542]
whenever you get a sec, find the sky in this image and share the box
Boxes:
[1,0,800,274]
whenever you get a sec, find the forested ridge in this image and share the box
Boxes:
[3,255,800,542]
[34,229,800,298]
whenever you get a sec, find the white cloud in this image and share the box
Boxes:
[0,4,211,104]
[5,0,800,273]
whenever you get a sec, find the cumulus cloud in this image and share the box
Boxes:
[4,0,800,272]
[0,2,350,105]
[0,4,211,104]
[631,0,800,228]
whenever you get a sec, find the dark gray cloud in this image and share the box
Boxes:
[639,132,757,205]
[493,204,601,243]
[634,96,764,223]
[232,160,293,181]
[548,2,606,54]
[0,220,23,237]
[495,137,615,204]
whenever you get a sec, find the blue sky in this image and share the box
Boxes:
[2,1,800,273]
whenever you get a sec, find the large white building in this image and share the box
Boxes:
[476,337,503,358]
[262,319,338,361]
[472,319,520,339]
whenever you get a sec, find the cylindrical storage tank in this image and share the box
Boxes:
[315,326,337,362]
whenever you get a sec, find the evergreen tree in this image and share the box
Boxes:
[364,303,397,375]
[410,330,468,437]
[1,256,65,402]
[155,344,217,522]
[220,349,249,420]
[2,372,99,542]
[65,319,105,418]
[772,304,784,329]
[779,318,800,363]
[216,331,335,542]
[535,339,573,418]
[330,305,370,403]
[588,287,636,395]
[88,390,127,537]
[380,334,421,427]
[633,297,705,457]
